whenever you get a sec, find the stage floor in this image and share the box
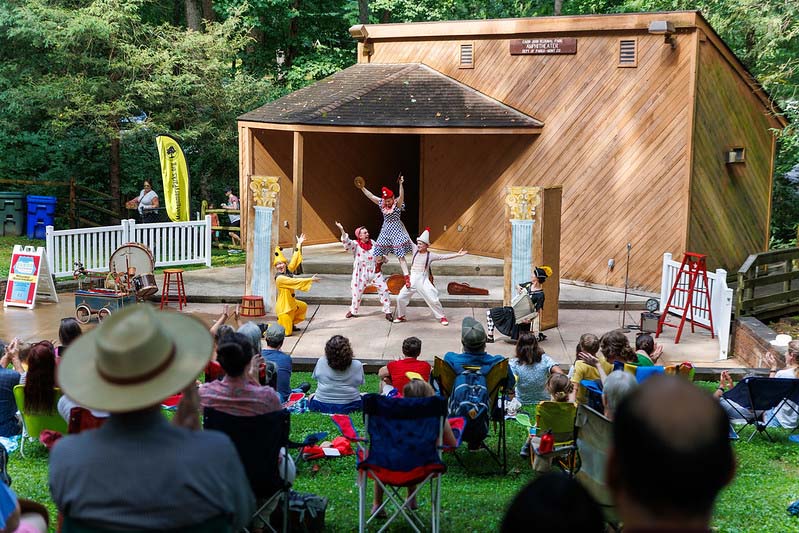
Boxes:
[1,297,738,371]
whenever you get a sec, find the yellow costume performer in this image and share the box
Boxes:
[274,237,318,336]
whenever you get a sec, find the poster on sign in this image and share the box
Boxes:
[4,246,58,309]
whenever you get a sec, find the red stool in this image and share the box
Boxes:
[160,269,187,310]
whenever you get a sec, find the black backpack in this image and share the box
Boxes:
[448,368,490,444]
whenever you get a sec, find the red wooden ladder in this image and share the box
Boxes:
[656,252,715,344]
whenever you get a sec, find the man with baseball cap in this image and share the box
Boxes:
[49,305,254,530]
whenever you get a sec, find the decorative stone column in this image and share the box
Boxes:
[504,187,540,305]
[249,176,280,311]
[503,186,561,331]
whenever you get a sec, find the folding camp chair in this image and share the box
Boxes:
[721,377,799,442]
[432,356,509,473]
[574,404,618,528]
[13,385,67,457]
[530,401,577,473]
[203,408,291,533]
[352,394,447,533]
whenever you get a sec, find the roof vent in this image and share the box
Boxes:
[618,38,637,67]
[459,43,474,69]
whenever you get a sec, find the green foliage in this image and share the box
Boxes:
[0,0,274,217]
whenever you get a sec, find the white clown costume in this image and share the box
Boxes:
[394,228,463,326]
[342,227,392,319]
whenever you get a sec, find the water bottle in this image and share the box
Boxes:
[539,429,554,454]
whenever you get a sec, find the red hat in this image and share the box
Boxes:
[381,187,394,199]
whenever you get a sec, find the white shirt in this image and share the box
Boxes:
[137,189,158,214]
[773,368,799,429]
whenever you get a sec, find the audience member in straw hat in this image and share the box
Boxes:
[49,305,254,531]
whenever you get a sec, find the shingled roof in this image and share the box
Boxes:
[239,63,542,129]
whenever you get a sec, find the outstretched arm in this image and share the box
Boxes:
[336,221,356,252]
[360,186,380,205]
[429,249,468,262]
[396,174,405,206]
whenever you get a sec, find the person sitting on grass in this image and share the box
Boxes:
[377,337,430,397]
[194,334,282,417]
[510,332,563,406]
[0,340,22,437]
[633,334,662,366]
[261,324,310,403]
[608,375,735,531]
[572,330,639,404]
[715,340,799,430]
[569,333,607,404]
[56,318,83,361]
[372,379,458,518]
[309,335,364,414]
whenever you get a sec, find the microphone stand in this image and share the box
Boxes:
[620,243,640,332]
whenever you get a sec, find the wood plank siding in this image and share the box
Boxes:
[686,34,777,272]
[240,13,782,292]
[369,31,694,290]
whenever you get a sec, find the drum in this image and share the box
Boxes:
[511,292,537,324]
[132,273,158,298]
[109,243,155,280]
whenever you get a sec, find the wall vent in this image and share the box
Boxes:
[618,38,637,67]
[459,43,474,69]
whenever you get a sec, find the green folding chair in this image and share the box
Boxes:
[529,401,577,473]
[13,384,67,457]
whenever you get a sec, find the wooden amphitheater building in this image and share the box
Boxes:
[238,10,785,291]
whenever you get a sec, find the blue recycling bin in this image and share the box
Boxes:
[26,195,57,239]
[0,192,25,237]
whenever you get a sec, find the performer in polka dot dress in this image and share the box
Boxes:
[335,221,393,321]
[357,174,413,288]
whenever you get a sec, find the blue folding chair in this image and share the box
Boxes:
[353,394,447,533]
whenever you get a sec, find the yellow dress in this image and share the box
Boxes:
[275,246,314,336]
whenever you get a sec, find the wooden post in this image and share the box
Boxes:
[292,131,304,237]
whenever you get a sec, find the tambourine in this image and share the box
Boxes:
[354,176,366,189]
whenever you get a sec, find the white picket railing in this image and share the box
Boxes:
[46,216,212,277]
[659,252,733,359]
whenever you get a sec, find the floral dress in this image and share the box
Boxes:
[373,199,413,257]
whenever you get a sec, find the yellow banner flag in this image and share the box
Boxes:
[156,135,190,221]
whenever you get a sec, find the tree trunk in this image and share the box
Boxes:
[202,0,215,22]
[358,0,368,24]
[286,0,300,68]
[109,133,121,224]
[185,0,202,31]
[554,0,563,16]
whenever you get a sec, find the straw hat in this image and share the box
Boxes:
[57,305,212,413]
[771,334,793,347]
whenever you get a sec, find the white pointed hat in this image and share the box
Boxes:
[417,227,431,245]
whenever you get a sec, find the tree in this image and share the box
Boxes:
[0,0,273,220]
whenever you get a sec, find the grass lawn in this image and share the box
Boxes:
[0,235,246,279]
[7,377,799,532]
